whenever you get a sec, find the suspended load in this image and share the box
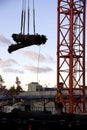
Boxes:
[8,0,47,53]
[8,33,47,53]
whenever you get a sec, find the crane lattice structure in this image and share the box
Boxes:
[57,0,86,113]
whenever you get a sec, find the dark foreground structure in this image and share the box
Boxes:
[0,110,87,129]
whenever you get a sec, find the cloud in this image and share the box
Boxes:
[24,65,53,73]
[0,58,18,67]
[0,34,11,45]
[3,68,24,74]
[18,50,55,74]
[0,58,24,74]
[20,50,46,61]
[19,50,55,63]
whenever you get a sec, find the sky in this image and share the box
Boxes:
[0,0,57,90]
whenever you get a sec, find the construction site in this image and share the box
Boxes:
[0,0,87,129]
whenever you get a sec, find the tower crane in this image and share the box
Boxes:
[57,0,86,114]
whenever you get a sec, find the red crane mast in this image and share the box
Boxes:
[57,0,86,113]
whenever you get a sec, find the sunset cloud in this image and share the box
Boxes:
[0,34,11,45]
[24,65,53,73]
[19,50,55,63]
[0,58,24,74]
[3,68,24,74]
[0,58,18,67]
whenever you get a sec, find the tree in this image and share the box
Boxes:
[8,85,16,96]
[15,76,23,95]
[0,75,5,89]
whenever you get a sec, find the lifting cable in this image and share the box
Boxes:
[37,46,41,83]
[20,0,26,34]
[28,0,30,34]
[21,0,41,83]
[33,0,35,35]
[21,0,35,35]
[32,0,41,83]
